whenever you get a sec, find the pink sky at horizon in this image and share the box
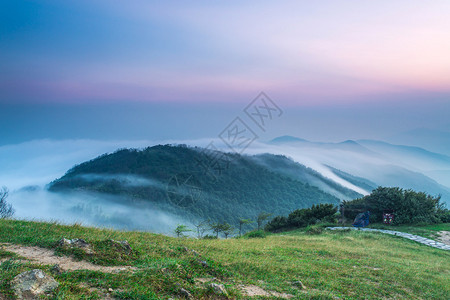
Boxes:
[1,0,450,106]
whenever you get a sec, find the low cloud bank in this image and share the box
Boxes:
[8,187,190,234]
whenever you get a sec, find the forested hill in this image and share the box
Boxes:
[49,145,355,225]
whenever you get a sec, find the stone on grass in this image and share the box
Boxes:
[108,240,132,254]
[59,238,94,254]
[209,283,228,295]
[12,269,59,299]
[179,288,192,298]
[50,264,61,275]
[292,280,306,290]
[199,260,209,268]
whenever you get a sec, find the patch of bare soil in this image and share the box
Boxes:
[1,244,136,273]
[239,284,293,299]
[436,231,450,245]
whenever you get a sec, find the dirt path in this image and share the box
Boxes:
[436,231,450,245]
[327,227,450,250]
[1,243,136,273]
[239,285,293,298]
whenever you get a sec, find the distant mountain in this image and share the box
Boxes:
[387,128,450,156]
[269,135,377,155]
[266,136,450,205]
[269,135,308,144]
[49,145,349,225]
[357,139,450,188]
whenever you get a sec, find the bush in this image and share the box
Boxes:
[342,187,445,225]
[244,230,267,239]
[202,234,218,239]
[266,204,337,232]
[437,209,450,223]
[305,225,324,235]
[265,216,288,232]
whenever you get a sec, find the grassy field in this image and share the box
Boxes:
[0,220,449,299]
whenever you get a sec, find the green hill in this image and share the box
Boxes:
[49,145,352,226]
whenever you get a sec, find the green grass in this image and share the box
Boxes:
[1,220,449,299]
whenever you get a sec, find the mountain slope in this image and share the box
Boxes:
[266,135,450,205]
[387,128,450,156]
[49,145,344,226]
[357,139,450,188]
[250,154,363,200]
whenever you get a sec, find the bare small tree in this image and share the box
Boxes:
[0,187,14,219]
[193,220,209,239]
[257,212,272,230]
[222,223,234,239]
[209,222,225,238]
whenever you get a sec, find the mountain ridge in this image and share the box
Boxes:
[49,145,356,226]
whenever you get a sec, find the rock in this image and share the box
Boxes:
[50,264,61,275]
[12,269,59,299]
[209,283,228,295]
[59,238,94,254]
[179,288,192,298]
[292,280,306,290]
[108,240,132,254]
[108,288,113,292]
[191,249,200,256]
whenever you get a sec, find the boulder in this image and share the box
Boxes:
[179,288,192,298]
[108,239,132,254]
[59,238,94,254]
[12,269,59,299]
[209,283,228,295]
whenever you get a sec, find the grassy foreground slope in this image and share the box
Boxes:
[1,220,449,299]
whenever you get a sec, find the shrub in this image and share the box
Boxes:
[244,230,267,239]
[305,225,324,235]
[266,203,337,232]
[437,208,450,223]
[202,234,218,239]
[342,187,445,225]
[265,216,288,232]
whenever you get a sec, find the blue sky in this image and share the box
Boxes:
[1,0,449,144]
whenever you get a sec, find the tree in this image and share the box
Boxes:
[209,222,226,238]
[222,223,234,239]
[174,224,191,238]
[239,218,253,237]
[0,187,14,219]
[342,187,443,225]
[257,212,272,230]
[193,220,209,239]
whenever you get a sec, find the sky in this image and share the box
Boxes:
[1,0,450,144]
